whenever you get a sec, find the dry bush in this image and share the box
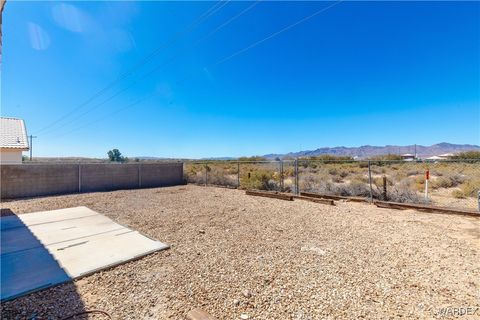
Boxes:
[459,180,480,198]
[431,174,465,189]
[184,164,205,184]
[387,182,421,203]
[240,169,279,191]
[452,189,465,199]
[331,175,343,183]
[337,181,371,197]
[207,166,237,187]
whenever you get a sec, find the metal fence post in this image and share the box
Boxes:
[78,163,82,193]
[205,162,208,186]
[477,191,480,212]
[368,161,373,203]
[294,158,299,195]
[237,162,240,189]
[382,175,387,200]
[280,160,284,192]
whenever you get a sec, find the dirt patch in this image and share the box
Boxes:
[2,185,479,319]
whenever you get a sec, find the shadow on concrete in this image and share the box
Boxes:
[1,208,87,319]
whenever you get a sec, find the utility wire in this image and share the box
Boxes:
[211,0,342,67]
[42,0,259,137]
[51,0,341,139]
[177,0,343,86]
[55,92,157,138]
[34,0,228,135]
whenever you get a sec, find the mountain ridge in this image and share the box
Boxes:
[263,143,480,159]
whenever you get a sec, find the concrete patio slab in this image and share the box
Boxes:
[1,206,169,301]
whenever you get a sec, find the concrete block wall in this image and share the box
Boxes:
[1,164,79,199]
[140,163,184,188]
[80,164,139,192]
[1,162,184,199]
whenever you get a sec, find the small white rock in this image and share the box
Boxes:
[240,314,249,320]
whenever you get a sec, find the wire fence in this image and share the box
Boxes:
[184,159,480,211]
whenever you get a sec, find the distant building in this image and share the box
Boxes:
[425,155,442,161]
[425,153,454,162]
[0,117,29,164]
[438,153,454,159]
[401,153,415,161]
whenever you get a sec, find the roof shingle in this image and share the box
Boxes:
[0,117,29,149]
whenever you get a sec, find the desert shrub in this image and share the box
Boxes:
[336,181,371,197]
[238,156,267,161]
[184,164,205,184]
[358,162,369,168]
[331,175,343,183]
[373,176,394,187]
[431,174,465,189]
[369,154,404,161]
[352,175,368,184]
[302,155,354,161]
[451,151,480,160]
[406,169,420,177]
[207,166,237,187]
[339,170,349,178]
[387,182,421,203]
[328,167,338,175]
[452,189,465,199]
[460,180,480,197]
[412,176,425,191]
[240,169,278,191]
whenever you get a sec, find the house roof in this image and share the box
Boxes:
[0,117,29,150]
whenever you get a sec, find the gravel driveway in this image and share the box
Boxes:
[1,185,479,319]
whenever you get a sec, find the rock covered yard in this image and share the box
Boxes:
[1,185,479,319]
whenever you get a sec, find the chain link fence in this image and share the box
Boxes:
[184,159,480,211]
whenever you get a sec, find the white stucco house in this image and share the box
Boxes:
[0,117,29,164]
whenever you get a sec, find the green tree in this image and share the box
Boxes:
[107,149,125,162]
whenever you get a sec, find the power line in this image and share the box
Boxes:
[54,93,157,138]
[212,0,342,67]
[41,0,259,137]
[50,1,342,139]
[176,0,342,86]
[34,1,229,135]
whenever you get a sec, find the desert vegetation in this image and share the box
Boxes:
[185,158,480,210]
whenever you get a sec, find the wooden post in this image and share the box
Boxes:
[382,175,387,200]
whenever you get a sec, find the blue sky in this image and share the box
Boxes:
[2,1,479,158]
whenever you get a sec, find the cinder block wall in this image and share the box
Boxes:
[1,162,184,199]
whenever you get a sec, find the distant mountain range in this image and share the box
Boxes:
[264,143,480,159]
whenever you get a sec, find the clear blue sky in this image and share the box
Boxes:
[2,1,479,158]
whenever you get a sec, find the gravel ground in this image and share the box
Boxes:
[1,185,479,319]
